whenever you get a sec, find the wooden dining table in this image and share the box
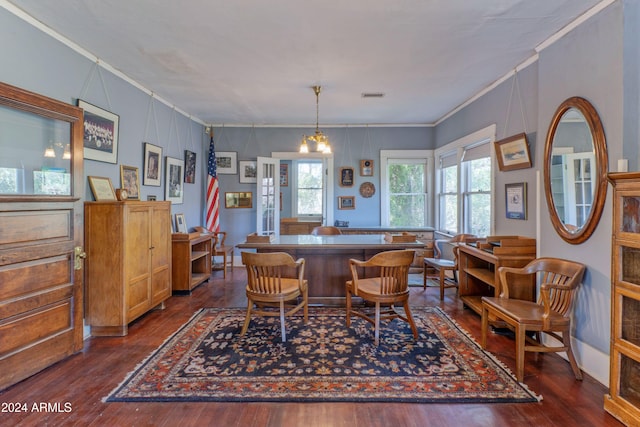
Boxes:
[236,234,427,304]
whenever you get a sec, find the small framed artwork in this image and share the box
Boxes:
[505,182,527,220]
[338,196,355,210]
[280,163,289,186]
[339,167,354,187]
[120,165,140,200]
[87,176,116,201]
[78,100,119,164]
[174,213,188,233]
[225,192,253,208]
[165,157,184,204]
[495,133,532,171]
[143,142,162,186]
[184,150,196,184]
[216,151,237,174]
[360,159,374,176]
[239,160,257,184]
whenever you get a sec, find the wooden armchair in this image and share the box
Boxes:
[480,257,586,382]
[423,233,476,299]
[346,249,417,345]
[241,251,308,342]
[311,226,342,235]
[211,231,234,278]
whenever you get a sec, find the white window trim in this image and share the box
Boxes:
[380,150,434,227]
[433,124,497,235]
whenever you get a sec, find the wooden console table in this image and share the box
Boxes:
[457,236,536,316]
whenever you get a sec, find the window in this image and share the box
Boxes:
[0,167,19,194]
[380,151,432,227]
[438,151,458,234]
[294,160,323,216]
[434,125,495,237]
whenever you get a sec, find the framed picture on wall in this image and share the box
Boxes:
[360,159,374,176]
[174,213,188,233]
[216,151,237,174]
[338,196,355,210]
[165,156,184,204]
[78,100,119,164]
[184,150,196,184]
[239,160,257,183]
[339,167,354,187]
[495,133,532,171]
[143,142,162,186]
[505,182,527,220]
[280,163,289,186]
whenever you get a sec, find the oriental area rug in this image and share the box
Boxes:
[105,307,539,403]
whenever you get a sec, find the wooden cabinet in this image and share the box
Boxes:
[280,218,322,235]
[605,172,640,425]
[457,236,536,316]
[85,201,172,336]
[172,232,212,293]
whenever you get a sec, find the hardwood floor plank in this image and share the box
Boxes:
[0,268,623,426]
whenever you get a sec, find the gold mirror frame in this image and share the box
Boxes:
[543,96,608,244]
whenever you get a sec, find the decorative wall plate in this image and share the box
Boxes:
[359,181,376,198]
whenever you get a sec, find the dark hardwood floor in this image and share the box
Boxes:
[0,268,623,427]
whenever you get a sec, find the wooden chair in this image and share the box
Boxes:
[241,251,308,342]
[480,257,586,382]
[345,249,417,345]
[311,226,342,235]
[211,231,234,278]
[423,234,476,299]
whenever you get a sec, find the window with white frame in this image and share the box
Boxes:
[380,151,432,227]
[438,151,458,234]
[462,143,492,237]
[294,160,323,217]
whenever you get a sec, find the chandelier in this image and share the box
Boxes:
[299,85,331,154]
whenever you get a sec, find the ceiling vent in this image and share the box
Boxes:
[361,92,385,98]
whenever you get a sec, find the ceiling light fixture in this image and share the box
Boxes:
[300,85,331,154]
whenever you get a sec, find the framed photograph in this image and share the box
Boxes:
[360,159,374,176]
[225,192,253,208]
[120,165,140,200]
[239,160,257,184]
[338,196,355,210]
[216,151,237,174]
[165,156,184,204]
[184,150,196,184]
[339,167,354,187]
[495,133,532,171]
[87,176,116,201]
[78,100,119,164]
[143,142,163,186]
[174,213,188,234]
[505,182,527,220]
[280,163,289,186]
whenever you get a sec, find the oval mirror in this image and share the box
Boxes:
[544,97,608,244]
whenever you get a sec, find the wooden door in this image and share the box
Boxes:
[0,82,84,390]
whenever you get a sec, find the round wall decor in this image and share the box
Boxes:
[359,181,376,198]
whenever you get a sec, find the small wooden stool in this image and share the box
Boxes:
[423,257,458,300]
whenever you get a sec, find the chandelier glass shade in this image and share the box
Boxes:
[300,86,331,154]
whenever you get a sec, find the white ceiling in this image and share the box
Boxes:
[6,0,604,126]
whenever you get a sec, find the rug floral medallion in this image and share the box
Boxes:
[106,307,539,403]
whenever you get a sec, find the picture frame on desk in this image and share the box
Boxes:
[88,176,116,201]
[120,165,140,200]
[175,213,188,233]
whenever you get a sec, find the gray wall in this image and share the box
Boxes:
[0,7,207,230]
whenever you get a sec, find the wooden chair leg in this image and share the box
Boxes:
[222,252,227,279]
[374,302,381,346]
[423,264,427,289]
[515,324,526,382]
[563,330,583,380]
[403,301,418,339]
[480,305,489,349]
[241,301,253,336]
[279,300,286,342]
[439,268,446,300]
[345,285,352,327]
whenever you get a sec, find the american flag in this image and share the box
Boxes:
[205,135,220,232]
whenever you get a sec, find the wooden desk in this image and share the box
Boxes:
[237,234,426,304]
[457,239,536,316]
